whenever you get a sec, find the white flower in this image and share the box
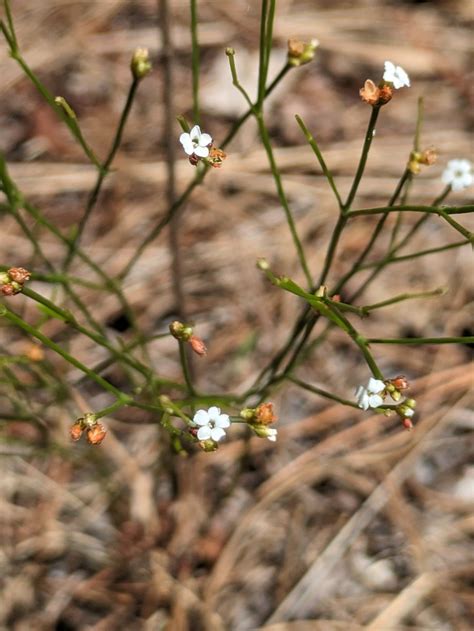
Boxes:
[356,377,386,411]
[441,159,473,192]
[383,61,410,89]
[179,125,212,158]
[193,406,230,442]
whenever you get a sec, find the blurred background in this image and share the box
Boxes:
[1,1,473,629]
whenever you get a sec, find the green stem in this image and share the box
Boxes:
[343,105,380,211]
[348,204,473,218]
[287,376,360,408]
[256,115,312,286]
[1,308,126,399]
[21,286,150,378]
[295,114,343,209]
[178,340,196,396]
[190,0,200,125]
[368,336,474,345]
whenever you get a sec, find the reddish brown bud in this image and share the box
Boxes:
[8,267,31,284]
[331,294,341,303]
[390,375,409,390]
[70,422,84,441]
[256,402,277,426]
[402,418,413,431]
[378,84,393,104]
[189,335,207,356]
[86,423,107,445]
[189,154,200,166]
[1,283,18,296]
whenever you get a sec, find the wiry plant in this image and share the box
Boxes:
[0,0,472,454]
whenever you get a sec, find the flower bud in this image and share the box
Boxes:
[240,402,277,426]
[390,375,409,390]
[86,423,107,445]
[256,402,277,425]
[402,418,414,431]
[169,320,193,342]
[287,38,319,67]
[189,335,207,357]
[252,424,278,442]
[8,267,31,284]
[1,283,19,296]
[69,422,84,441]
[199,439,219,452]
[131,48,152,79]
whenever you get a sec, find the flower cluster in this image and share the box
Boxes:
[287,38,319,67]
[179,125,227,168]
[0,267,31,296]
[169,320,207,356]
[240,402,278,442]
[356,376,416,430]
[360,61,410,107]
[70,413,107,445]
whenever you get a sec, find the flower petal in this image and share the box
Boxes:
[198,133,212,147]
[210,426,226,442]
[179,133,194,155]
[194,145,210,158]
[207,406,221,420]
[368,394,384,408]
[193,409,210,426]
[368,378,385,394]
[190,125,201,139]
[197,425,212,440]
[215,414,230,428]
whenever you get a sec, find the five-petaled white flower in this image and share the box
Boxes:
[441,159,473,192]
[383,61,410,89]
[179,125,212,158]
[193,406,230,442]
[356,378,386,411]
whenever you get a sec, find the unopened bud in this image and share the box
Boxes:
[256,402,277,425]
[7,267,31,284]
[69,422,84,441]
[189,335,207,356]
[131,48,152,79]
[86,423,107,445]
[169,320,193,341]
[390,375,409,390]
[287,38,319,67]
[402,418,414,431]
[199,439,219,452]
[1,283,19,296]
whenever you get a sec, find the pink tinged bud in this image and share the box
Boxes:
[402,418,414,431]
[8,267,31,284]
[189,335,207,356]
[1,283,19,296]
